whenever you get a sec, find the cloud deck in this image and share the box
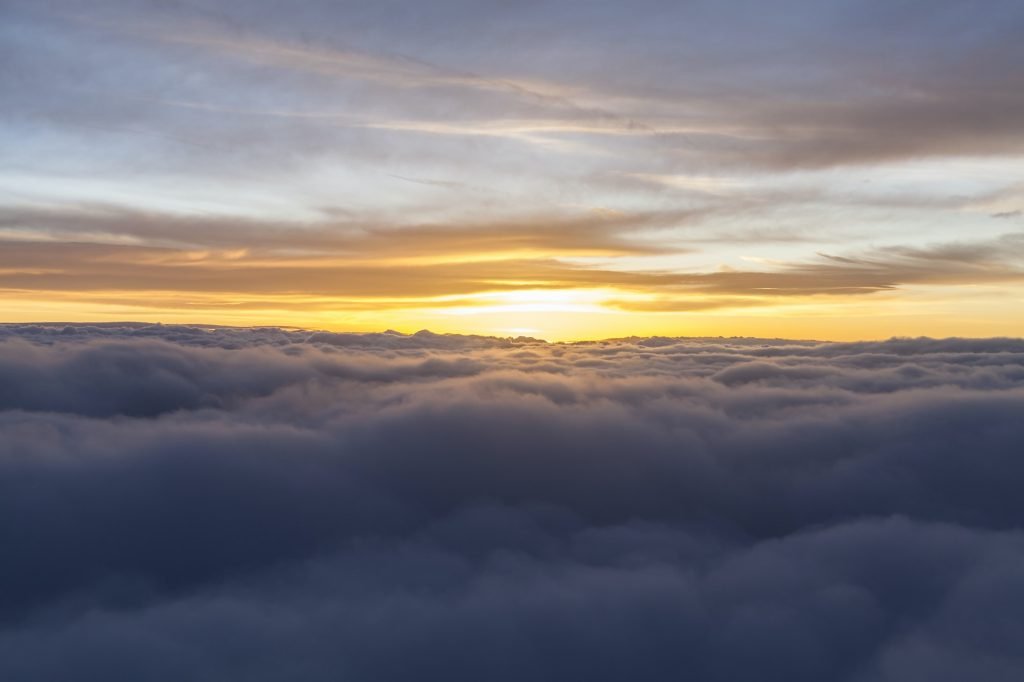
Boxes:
[1,324,1022,680]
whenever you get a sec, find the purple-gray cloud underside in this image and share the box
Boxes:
[1,324,1024,680]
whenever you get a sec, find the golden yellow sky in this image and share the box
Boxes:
[3,268,1023,342]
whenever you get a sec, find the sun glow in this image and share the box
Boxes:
[433,288,644,316]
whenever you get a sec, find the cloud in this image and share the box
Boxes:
[0,204,681,256]
[7,0,1024,183]
[1,324,1024,679]
[1,203,1022,316]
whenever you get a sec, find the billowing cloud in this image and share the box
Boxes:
[1,324,1023,679]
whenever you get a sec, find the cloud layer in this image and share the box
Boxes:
[2,324,1023,680]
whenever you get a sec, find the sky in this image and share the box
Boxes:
[2,0,1024,340]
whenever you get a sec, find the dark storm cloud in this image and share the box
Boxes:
[1,325,1024,680]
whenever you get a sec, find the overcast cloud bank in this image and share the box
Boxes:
[1,324,1023,680]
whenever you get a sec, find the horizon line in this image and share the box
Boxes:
[5,320,1024,346]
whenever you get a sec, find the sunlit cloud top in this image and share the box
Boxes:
[2,0,1023,339]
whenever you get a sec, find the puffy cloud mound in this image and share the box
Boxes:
[2,323,1024,681]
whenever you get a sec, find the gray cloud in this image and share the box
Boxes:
[1,324,1024,679]
[5,0,1024,179]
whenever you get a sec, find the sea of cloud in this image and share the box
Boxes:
[1,323,1023,680]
